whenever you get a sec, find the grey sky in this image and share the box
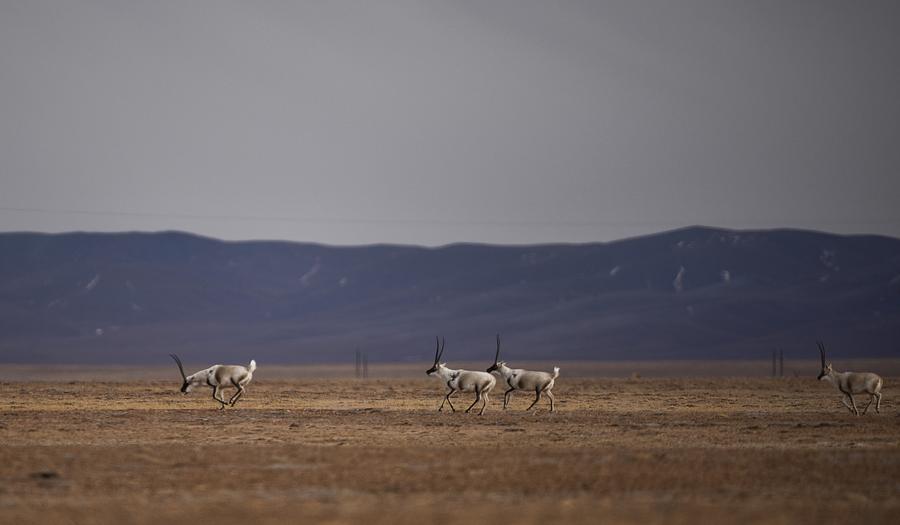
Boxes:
[2,1,899,245]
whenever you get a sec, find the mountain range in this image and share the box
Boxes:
[1,227,898,364]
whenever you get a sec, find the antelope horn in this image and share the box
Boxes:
[816,341,826,367]
[438,337,445,362]
[434,336,441,365]
[169,353,187,381]
[494,333,501,364]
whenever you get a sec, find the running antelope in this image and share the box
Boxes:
[426,337,496,415]
[169,354,257,409]
[816,342,882,415]
[486,334,559,412]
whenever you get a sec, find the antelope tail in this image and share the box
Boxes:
[551,366,560,380]
[248,359,257,373]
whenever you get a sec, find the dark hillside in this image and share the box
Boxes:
[1,227,898,363]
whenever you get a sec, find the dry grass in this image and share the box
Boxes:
[1,366,898,524]
[4,358,900,381]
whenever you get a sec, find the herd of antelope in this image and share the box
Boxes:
[424,335,560,415]
[168,339,883,416]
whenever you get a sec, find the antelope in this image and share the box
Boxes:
[426,337,496,415]
[486,334,559,412]
[816,342,882,415]
[169,354,257,409]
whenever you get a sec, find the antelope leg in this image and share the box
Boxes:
[228,385,245,406]
[439,389,456,412]
[466,387,482,413]
[504,388,515,409]
[212,386,227,409]
[840,395,854,413]
[546,390,555,412]
[847,394,859,416]
[479,391,489,415]
[861,396,874,415]
[526,388,542,411]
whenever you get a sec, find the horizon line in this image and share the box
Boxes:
[2,223,899,250]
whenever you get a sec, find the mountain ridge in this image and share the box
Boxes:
[1,226,898,364]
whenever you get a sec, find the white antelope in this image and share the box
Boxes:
[426,337,496,415]
[169,354,257,409]
[816,342,882,416]
[486,334,559,412]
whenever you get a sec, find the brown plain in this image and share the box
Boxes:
[1,360,899,524]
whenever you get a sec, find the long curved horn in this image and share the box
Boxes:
[434,336,441,365]
[438,337,445,362]
[816,341,826,367]
[494,333,501,364]
[169,353,186,381]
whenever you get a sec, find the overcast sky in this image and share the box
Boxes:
[2,1,899,245]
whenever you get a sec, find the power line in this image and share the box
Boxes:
[0,205,688,229]
[2,205,898,231]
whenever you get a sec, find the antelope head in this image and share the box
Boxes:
[816,341,833,380]
[169,353,194,393]
[426,337,445,376]
[486,333,506,373]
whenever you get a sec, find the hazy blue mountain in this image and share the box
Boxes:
[1,227,898,364]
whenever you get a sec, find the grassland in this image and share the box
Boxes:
[1,362,898,524]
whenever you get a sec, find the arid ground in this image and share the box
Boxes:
[1,361,898,524]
